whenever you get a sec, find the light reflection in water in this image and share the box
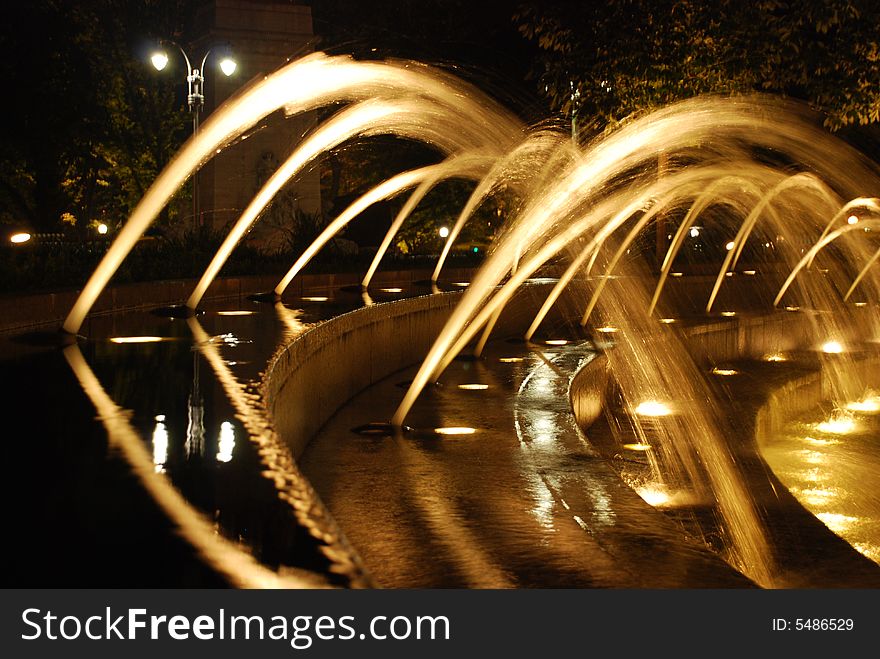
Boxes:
[152,420,169,473]
[216,421,236,463]
[217,310,256,316]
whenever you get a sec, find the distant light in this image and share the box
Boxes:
[689,227,700,238]
[660,318,676,324]
[219,57,237,77]
[821,340,844,354]
[854,301,867,307]
[847,215,859,225]
[623,443,652,451]
[743,270,756,275]
[545,339,569,345]
[725,272,734,277]
[150,51,168,71]
[110,336,164,344]
[434,427,476,435]
[10,232,31,244]
[438,226,450,238]
[458,383,489,390]
[712,368,739,376]
[452,282,469,287]
[634,400,672,417]
[764,353,787,362]
[725,241,735,251]
[155,414,166,422]
[302,296,329,302]
[670,272,683,277]
[721,311,736,317]
[380,287,403,293]
[595,326,618,333]
[499,357,524,363]
[785,305,800,312]
[97,223,108,235]
[217,310,255,316]
[472,247,479,253]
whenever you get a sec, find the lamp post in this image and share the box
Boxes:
[151,42,236,233]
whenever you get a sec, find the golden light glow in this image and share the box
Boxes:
[721,311,736,317]
[743,270,756,275]
[816,512,860,533]
[217,310,256,316]
[854,301,867,307]
[763,353,787,362]
[670,272,683,277]
[725,241,735,251]
[636,485,671,507]
[10,232,31,244]
[659,318,676,324]
[499,357,524,363]
[725,272,734,277]
[821,340,844,354]
[623,443,652,451]
[633,400,672,417]
[458,383,489,390]
[712,368,738,376]
[545,339,569,345]
[438,226,450,238]
[110,336,165,344]
[815,415,856,434]
[452,282,469,287]
[97,223,108,235]
[434,427,476,435]
[802,435,838,447]
[845,397,880,413]
[595,326,618,333]
[785,305,800,312]
[301,296,329,302]
[847,214,859,225]
[380,287,404,293]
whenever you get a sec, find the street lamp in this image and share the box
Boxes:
[151,41,236,232]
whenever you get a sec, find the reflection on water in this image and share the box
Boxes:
[301,337,748,587]
[152,419,169,473]
[762,402,880,565]
[216,421,235,463]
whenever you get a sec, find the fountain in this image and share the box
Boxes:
[13,52,880,588]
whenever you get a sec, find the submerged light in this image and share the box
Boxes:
[110,336,165,344]
[821,340,844,354]
[434,427,476,436]
[633,400,672,417]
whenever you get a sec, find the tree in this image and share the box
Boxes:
[0,0,193,233]
[513,0,880,133]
